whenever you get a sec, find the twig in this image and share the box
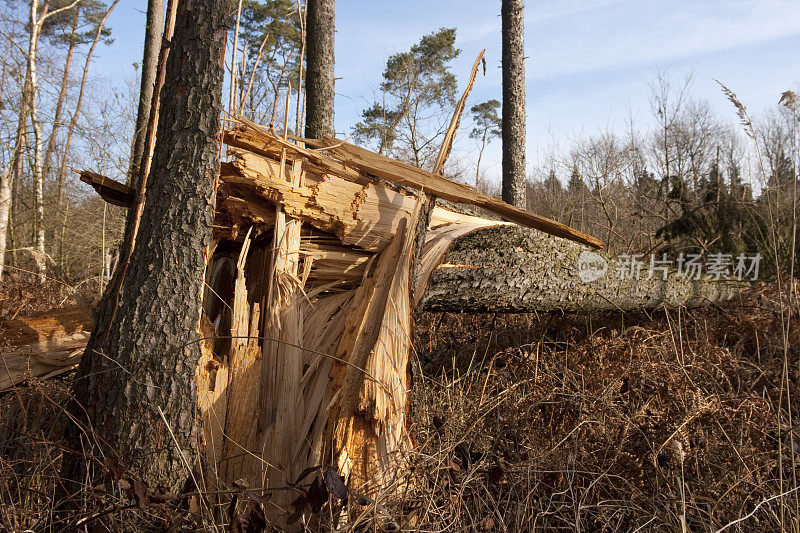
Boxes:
[714,486,800,532]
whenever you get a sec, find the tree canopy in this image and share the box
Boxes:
[353,27,460,168]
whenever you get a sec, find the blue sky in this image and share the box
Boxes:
[91,0,800,185]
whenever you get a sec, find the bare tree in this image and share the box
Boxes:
[0,17,21,280]
[0,14,31,281]
[648,70,693,227]
[0,167,10,280]
[571,132,629,248]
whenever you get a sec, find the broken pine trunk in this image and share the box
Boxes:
[2,120,745,521]
[202,122,521,503]
[195,121,743,507]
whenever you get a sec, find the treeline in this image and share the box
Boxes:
[0,5,797,287]
[0,0,306,288]
[524,79,799,277]
[351,27,799,279]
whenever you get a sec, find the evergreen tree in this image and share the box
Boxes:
[567,163,586,194]
[354,27,460,167]
[233,0,302,121]
[469,99,501,186]
[544,168,563,195]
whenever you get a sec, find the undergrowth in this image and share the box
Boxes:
[1,282,798,531]
[405,281,800,531]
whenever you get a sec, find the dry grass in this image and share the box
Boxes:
[0,381,72,531]
[402,282,799,531]
[1,281,799,531]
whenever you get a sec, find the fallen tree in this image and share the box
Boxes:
[0,225,741,391]
[419,224,744,313]
[1,120,745,521]
[0,305,91,391]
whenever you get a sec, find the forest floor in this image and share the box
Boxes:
[1,277,799,531]
[408,281,800,531]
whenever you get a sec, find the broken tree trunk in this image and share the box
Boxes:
[0,305,92,391]
[0,226,743,393]
[9,120,746,527]
[419,225,744,313]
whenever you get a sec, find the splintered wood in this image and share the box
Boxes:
[203,124,505,496]
[201,121,603,499]
[3,120,602,503]
[0,305,92,391]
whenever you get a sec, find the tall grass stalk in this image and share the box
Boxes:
[718,82,800,530]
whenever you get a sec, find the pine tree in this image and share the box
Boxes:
[568,163,586,194]
[61,0,229,497]
[469,99,501,186]
[544,168,563,195]
[354,28,460,167]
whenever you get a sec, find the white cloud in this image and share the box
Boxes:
[525,0,800,80]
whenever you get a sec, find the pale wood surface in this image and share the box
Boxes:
[0,305,91,390]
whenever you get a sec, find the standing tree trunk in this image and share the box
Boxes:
[304,0,335,139]
[128,0,165,186]
[62,0,229,495]
[501,0,526,208]
[44,4,79,186]
[476,127,487,188]
[0,168,11,280]
[27,0,48,280]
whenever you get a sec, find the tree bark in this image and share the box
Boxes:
[304,0,335,139]
[62,0,229,495]
[420,225,742,313]
[501,0,526,208]
[128,0,165,186]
